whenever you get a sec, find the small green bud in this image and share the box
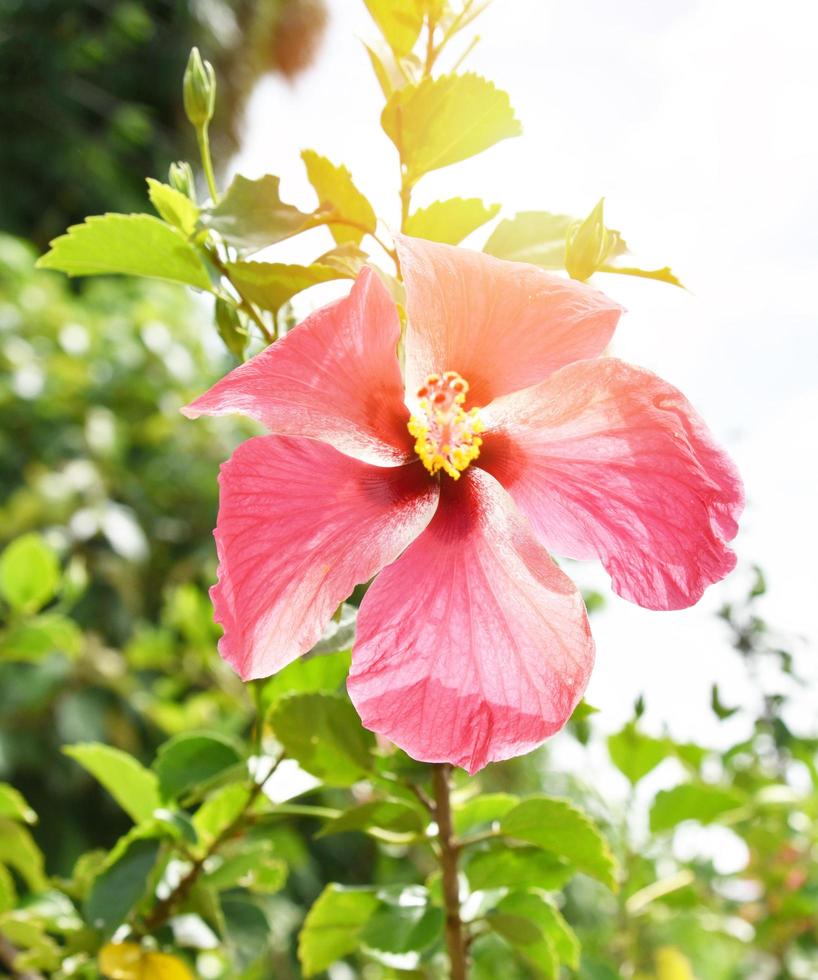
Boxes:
[183,47,216,127]
[168,161,196,201]
[565,198,611,282]
[215,298,248,360]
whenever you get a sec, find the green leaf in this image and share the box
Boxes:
[405,197,500,245]
[607,723,670,786]
[205,839,286,894]
[193,784,251,845]
[302,150,376,246]
[483,211,575,268]
[494,892,580,974]
[64,743,161,824]
[710,683,740,721]
[319,800,426,840]
[364,0,424,57]
[465,846,574,892]
[500,797,617,890]
[225,259,348,315]
[650,783,745,833]
[569,699,600,722]
[201,174,318,253]
[0,784,36,825]
[0,534,60,614]
[221,896,271,972]
[299,884,379,976]
[36,214,212,290]
[362,886,443,962]
[146,178,198,236]
[270,692,375,786]
[261,650,351,716]
[382,73,521,182]
[154,732,243,802]
[453,793,519,834]
[152,808,198,846]
[0,820,47,891]
[0,614,82,662]
[85,837,160,935]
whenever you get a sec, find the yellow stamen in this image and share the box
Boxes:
[407,371,484,479]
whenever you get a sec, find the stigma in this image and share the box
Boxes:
[407,371,484,480]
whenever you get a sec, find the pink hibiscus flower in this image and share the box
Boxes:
[184,235,744,773]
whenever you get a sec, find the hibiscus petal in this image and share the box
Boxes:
[395,234,622,407]
[347,468,593,773]
[212,436,438,680]
[479,358,745,610]
[184,267,411,465]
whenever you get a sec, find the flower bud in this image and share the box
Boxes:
[168,161,196,201]
[565,198,611,282]
[215,298,248,360]
[183,47,216,127]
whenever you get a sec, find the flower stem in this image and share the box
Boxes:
[432,764,468,980]
[196,122,219,204]
[400,170,413,233]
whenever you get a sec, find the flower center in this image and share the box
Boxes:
[407,371,484,480]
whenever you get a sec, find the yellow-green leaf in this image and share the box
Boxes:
[36,214,212,290]
[302,150,376,246]
[364,0,424,57]
[405,197,500,244]
[0,819,47,891]
[484,210,576,268]
[650,783,744,833]
[381,72,521,182]
[225,260,350,315]
[607,723,670,786]
[146,178,199,236]
[298,884,379,976]
[0,534,60,614]
[500,796,618,890]
[0,784,36,825]
[64,743,161,824]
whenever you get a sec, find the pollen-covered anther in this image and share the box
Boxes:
[407,371,484,479]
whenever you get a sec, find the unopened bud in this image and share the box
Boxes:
[183,47,216,127]
[215,298,248,360]
[168,161,196,201]
[565,198,611,282]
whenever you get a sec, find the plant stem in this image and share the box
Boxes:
[400,171,413,233]
[206,246,275,344]
[432,764,468,980]
[136,754,282,936]
[196,122,219,203]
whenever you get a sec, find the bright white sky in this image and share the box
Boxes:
[233,0,818,752]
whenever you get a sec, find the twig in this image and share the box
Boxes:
[206,246,275,344]
[432,765,468,980]
[136,754,283,936]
